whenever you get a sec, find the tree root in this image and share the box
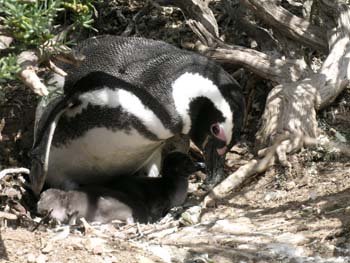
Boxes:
[0,167,30,181]
[257,3,350,161]
[200,45,310,83]
[203,134,287,207]
[240,0,328,52]
[203,134,350,207]
[17,51,49,96]
[161,0,350,204]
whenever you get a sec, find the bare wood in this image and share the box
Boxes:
[256,78,320,146]
[0,167,30,181]
[256,3,350,148]
[0,118,5,141]
[0,35,13,50]
[223,0,279,49]
[48,60,67,77]
[201,45,310,83]
[0,211,18,220]
[163,0,311,84]
[156,0,219,46]
[202,135,292,207]
[203,159,258,207]
[240,0,328,52]
[203,133,350,205]
[17,51,49,96]
[317,3,350,109]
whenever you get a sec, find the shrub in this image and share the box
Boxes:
[0,0,99,83]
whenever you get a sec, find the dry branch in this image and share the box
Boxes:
[0,167,30,181]
[17,51,49,96]
[203,134,350,205]
[162,0,311,84]
[0,35,13,50]
[201,45,310,83]
[0,118,5,141]
[156,0,219,46]
[15,25,84,96]
[202,134,289,207]
[240,0,328,52]
[167,0,350,203]
[257,3,350,150]
[203,159,258,207]
[317,3,350,109]
[0,211,18,220]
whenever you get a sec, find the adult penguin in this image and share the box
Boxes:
[30,35,245,194]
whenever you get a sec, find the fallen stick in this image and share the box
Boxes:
[202,135,284,207]
[0,211,18,220]
[0,167,30,181]
[17,50,49,96]
[203,134,350,207]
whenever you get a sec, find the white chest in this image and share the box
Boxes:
[47,127,163,189]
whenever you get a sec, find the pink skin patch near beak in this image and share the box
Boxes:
[210,123,228,156]
[210,123,227,142]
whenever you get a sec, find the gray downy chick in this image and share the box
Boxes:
[37,152,198,224]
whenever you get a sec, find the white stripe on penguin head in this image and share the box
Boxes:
[172,72,233,144]
[67,87,173,139]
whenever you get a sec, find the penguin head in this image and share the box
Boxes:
[182,76,245,186]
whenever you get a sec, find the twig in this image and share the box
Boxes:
[202,135,292,207]
[0,211,18,220]
[0,167,30,181]
[16,25,84,96]
[203,133,350,207]
[48,60,67,77]
[0,35,13,50]
[240,0,328,52]
[0,118,5,141]
[31,209,53,232]
[17,50,49,96]
[80,217,93,234]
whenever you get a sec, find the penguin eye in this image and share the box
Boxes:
[210,123,227,143]
[210,123,220,136]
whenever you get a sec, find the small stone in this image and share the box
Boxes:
[27,253,36,263]
[0,211,18,220]
[41,242,53,254]
[36,254,47,263]
[344,206,350,214]
[211,218,255,234]
[286,181,296,190]
[85,237,105,255]
[180,206,202,225]
[92,245,104,255]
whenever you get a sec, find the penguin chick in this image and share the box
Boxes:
[37,152,197,224]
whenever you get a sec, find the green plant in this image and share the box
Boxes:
[0,54,21,82]
[0,0,99,84]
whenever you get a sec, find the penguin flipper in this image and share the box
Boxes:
[30,95,72,195]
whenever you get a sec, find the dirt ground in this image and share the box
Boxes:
[1,1,350,262]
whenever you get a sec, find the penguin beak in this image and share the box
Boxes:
[203,132,227,186]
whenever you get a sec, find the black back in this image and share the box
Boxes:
[59,35,244,144]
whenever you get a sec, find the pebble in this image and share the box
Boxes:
[41,242,53,254]
[27,253,36,263]
[36,254,47,263]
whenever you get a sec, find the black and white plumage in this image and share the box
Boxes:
[30,35,245,194]
[37,151,198,224]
